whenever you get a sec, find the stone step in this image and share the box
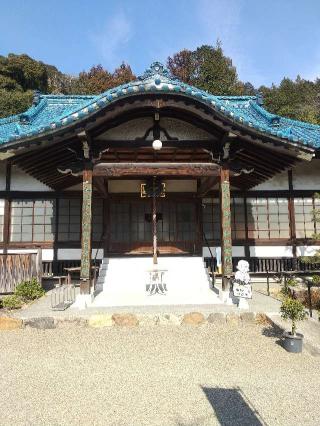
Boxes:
[93,255,215,307]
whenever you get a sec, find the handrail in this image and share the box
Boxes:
[202,231,214,261]
[202,231,216,286]
[300,275,320,318]
[92,232,105,288]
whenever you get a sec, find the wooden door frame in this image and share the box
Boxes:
[105,194,202,256]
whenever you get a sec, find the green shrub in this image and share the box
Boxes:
[2,295,23,310]
[287,277,298,287]
[280,297,308,335]
[312,274,320,286]
[280,275,297,298]
[15,278,45,301]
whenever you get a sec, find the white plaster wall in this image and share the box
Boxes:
[5,248,53,261]
[246,159,320,192]
[0,162,6,190]
[64,183,83,191]
[292,159,320,190]
[251,170,289,191]
[250,246,293,257]
[108,179,197,193]
[57,248,103,260]
[11,165,52,191]
[165,180,197,192]
[108,180,143,193]
[92,249,104,259]
[57,249,81,260]
[202,246,245,257]
[296,246,320,257]
[41,249,54,261]
[97,117,211,141]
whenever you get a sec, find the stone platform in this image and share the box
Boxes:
[8,286,281,320]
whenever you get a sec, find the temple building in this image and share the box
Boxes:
[0,62,319,306]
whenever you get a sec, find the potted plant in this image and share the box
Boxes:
[280,297,308,353]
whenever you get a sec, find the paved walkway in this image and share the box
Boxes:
[0,323,319,425]
[13,287,282,320]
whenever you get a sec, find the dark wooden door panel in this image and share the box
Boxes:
[108,198,200,254]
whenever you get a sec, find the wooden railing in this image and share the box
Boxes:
[204,257,320,273]
[0,251,42,293]
[42,260,81,276]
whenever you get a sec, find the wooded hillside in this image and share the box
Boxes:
[1,43,319,124]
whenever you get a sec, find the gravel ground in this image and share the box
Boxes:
[0,324,319,426]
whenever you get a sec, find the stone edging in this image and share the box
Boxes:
[0,311,269,330]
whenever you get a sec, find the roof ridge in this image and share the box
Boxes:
[0,62,319,149]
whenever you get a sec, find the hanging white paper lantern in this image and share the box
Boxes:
[152,139,162,150]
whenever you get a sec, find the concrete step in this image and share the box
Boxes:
[93,256,216,307]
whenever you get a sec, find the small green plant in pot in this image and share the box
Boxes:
[280,297,307,353]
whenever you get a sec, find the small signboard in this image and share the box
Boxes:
[233,282,252,299]
[141,180,166,198]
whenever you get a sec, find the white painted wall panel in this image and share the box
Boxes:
[98,117,211,141]
[165,180,197,192]
[64,183,83,191]
[202,246,245,257]
[6,248,52,260]
[57,249,81,260]
[250,246,293,257]
[57,248,103,260]
[292,159,320,190]
[251,171,289,191]
[108,180,144,193]
[11,165,52,191]
[0,162,6,190]
[108,179,197,193]
[296,246,320,256]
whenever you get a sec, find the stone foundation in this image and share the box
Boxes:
[0,311,271,330]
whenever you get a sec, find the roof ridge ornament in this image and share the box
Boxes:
[33,90,41,106]
[138,61,178,82]
[256,92,264,106]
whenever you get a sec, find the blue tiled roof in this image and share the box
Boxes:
[0,62,320,149]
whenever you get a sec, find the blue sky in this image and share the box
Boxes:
[1,0,320,87]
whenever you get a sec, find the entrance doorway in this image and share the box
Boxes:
[108,198,200,255]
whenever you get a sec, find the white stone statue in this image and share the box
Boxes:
[234,260,251,285]
[233,260,252,307]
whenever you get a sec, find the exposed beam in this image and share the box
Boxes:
[93,139,219,150]
[92,162,221,177]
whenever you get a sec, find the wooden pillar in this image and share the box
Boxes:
[80,166,93,294]
[288,170,297,259]
[243,192,250,259]
[152,193,158,264]
[220,165,233,291]
[3,160,11,255]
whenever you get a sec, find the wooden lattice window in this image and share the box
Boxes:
[294,197,320,238]
[0,199,4,242]
[247,197,289,239]
[58,198,81,242]
[202,198,246,241]
[10,199,56,242]
[92,198,104,241]
[202,199,220,240]
[231,198,246,240]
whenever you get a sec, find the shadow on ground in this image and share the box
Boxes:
[176,387,268,426]
[261,323,284,348]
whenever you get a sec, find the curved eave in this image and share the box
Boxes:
[0,81,317,159]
